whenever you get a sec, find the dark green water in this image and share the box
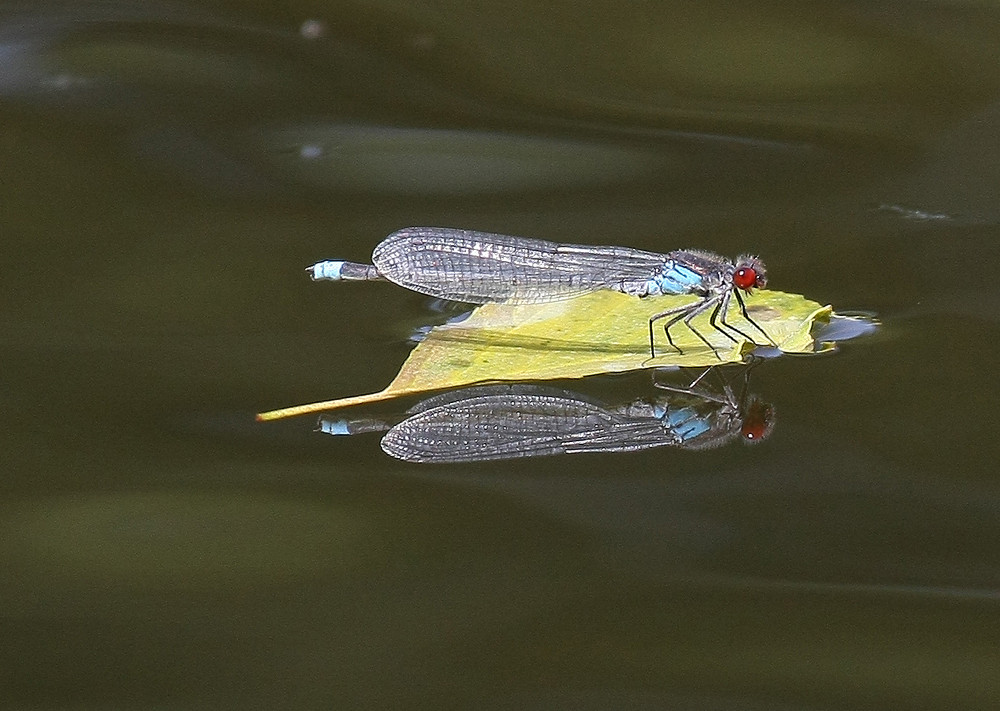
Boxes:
[2,2,999,708]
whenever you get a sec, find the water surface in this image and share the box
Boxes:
[2,2,999,708]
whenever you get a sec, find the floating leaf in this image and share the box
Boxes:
[258,289,830,420]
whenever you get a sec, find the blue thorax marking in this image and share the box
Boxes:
[644,261,705,295]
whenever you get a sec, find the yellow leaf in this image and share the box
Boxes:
[258,289,830,420]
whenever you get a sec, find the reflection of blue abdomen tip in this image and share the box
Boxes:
[308,260,345,280]
[318,418,351,435]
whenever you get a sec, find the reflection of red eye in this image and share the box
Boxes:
[733,267,757,290]
[741,418,767,441]
[741,399,774,443]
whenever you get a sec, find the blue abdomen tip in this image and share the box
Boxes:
[308,260,345,280]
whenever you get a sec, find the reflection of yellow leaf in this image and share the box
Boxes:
[258,290,829,420]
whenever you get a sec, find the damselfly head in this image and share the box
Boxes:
[740,397,774,444]
[733,255,767,292]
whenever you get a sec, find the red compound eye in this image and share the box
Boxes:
[733,267,757,290]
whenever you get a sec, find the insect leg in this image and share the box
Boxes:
[714,291,757,343]
[649,300,700,358]
[680,297,725,359]
[709,293,743,343]
[733,289,777,346]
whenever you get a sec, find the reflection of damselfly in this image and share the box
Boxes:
[318,367,773,463]
[309,227,774,357]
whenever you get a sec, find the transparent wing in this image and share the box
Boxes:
[372,227,672,304]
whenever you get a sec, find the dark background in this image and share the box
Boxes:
[1,2,998,708]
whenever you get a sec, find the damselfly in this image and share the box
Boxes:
[309,227,774,357]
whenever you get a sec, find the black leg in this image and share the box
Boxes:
[680,299,724,360]
[649,300,700,358]
[709,296,741,343]
[714,291,757,343]
[733,290,777,346]
[650,297,723,359]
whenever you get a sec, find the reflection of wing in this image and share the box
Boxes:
[381,388,678,463]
